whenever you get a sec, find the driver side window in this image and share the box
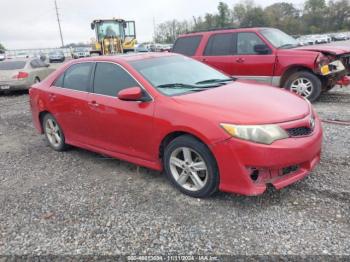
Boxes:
[237,33,267,55]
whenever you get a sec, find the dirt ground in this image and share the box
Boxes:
[0,85,349,256]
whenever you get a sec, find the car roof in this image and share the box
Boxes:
[178,27,273,37]
[75,52,177,63]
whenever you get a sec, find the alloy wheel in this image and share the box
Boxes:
[45,118,62,147]
[290,77,314,98]
[169,147,208,191]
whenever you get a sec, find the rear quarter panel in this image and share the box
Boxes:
[28,62,72,133]
[29,86,45,133]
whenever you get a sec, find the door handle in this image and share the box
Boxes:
[236,58,245,63]
[202,58,207,62]
[88,101,99,107]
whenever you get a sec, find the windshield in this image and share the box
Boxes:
[130,55,232,96]
[260,29,298,49]
[50,51,62,55]
[0,61,26,70]
[96,21,124,40]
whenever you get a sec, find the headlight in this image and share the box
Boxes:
[220,123,289,145]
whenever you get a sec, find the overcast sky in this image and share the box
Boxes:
[0,0,304,50]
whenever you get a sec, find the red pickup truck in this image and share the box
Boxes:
[172,27,350,101]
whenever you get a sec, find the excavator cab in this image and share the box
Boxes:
[90,19,136,55]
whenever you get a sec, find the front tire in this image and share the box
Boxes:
[284,71,322,102]
[163,135,219,198]
[42,114,68,151]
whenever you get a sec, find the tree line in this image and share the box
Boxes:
[154,0,350,43]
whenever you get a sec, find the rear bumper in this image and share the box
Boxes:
[0,80,29,91]
[211,117,323,196]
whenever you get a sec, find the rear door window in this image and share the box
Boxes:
[30,59,41,68]
[172,35,202,56]
[61,63,93,92]
[93,62,139,97]
[37,59,48,68]
[204,33,235,56]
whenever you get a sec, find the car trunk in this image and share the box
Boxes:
[0,61,27,82]
[0,70,20,82]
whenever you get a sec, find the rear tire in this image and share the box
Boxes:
[284,71,322,102]
[42,114,68,151]
[163,135,219,198]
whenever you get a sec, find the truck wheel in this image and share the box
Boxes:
[284,71,322,102]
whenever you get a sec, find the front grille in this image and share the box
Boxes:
[287,126,312,137]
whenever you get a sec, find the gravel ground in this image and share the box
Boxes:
[0,86,349,257]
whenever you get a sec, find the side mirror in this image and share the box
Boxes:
[118,87,144,101]
[254,44,270,55]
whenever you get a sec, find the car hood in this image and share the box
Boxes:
[295,45,350,55]
[171,81,310,125]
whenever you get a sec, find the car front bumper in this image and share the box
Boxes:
[211,116,323,196]
[49,57,64,61]
[73,53,89,58]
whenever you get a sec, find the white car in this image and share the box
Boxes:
[313,34,330,44]
[297,36,315,46]
[0,51,5,61]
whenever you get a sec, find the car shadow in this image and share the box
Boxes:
[0,90,29,97]
[63,145,302,208]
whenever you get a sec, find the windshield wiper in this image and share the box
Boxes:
[195,78,235,85]
[157,83,199,89]
[157,83,221,89]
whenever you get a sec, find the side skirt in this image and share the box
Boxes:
[67,140,163,171]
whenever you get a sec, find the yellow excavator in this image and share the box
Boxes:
[90,18,137,55]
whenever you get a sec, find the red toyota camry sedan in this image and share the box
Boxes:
[29,53,322,198]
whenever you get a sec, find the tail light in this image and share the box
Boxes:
[13,71,29,79]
